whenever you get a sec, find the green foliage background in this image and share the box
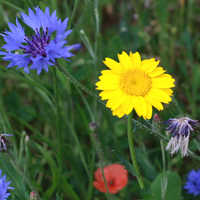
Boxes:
[0,0,200,199]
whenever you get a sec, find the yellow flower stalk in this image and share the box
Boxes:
[96,51,175,119]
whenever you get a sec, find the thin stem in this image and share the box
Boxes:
[54,61,102,103]
[160,139,167,200]
[52,67,62,190]
[127,112,145,189]
[90,128,111,200]
[6,151,39,197]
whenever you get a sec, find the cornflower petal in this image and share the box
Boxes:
[184,169,200,196]
[0,169,14,199]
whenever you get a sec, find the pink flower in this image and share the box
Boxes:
[93,164,128,194]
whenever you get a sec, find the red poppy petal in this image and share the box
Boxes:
[114,175,128,190]
[108,185,119,194]
[93,164,128,194]
[94,167,111,181]
[107,164,128,180]
[93,180,107,193]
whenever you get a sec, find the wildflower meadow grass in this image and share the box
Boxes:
[0,0,200,200]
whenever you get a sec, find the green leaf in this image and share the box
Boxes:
[56,193,64,200]
[140,188,156,200]
[151,171,181,200]
[112,150,137,177]
[0,0,24,12]
[22,0,32,10]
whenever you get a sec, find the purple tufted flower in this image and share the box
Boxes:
[184,169,200,196]
[164,117,199,157]
[0,7,79,75]
[0,169,14,199]
[0,134,13,151]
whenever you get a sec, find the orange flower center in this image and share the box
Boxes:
[120,69,152,96]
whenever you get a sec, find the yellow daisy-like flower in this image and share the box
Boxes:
[96,51,175,119]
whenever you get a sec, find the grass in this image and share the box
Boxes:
[0,0,200,199]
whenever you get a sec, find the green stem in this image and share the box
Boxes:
[54,61,102,103]
[52,67,62,189]
[6,151,39,197]
[128,112,145,189]
[160,139,167,200]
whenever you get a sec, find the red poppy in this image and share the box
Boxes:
[93,163,128,194]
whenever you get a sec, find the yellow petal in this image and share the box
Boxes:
[133,96,142,117]
[138,96,147,117]
[145,95,164,111]
[148,67,166,77]
[99,74,120,81]
[106,92,126,110]
[99,89,121,100]
[118,51,132,70]
[152,78,175,88]
[103,58,124,74]
[148,88,172,103]
[162,88,173,96]
[112,104,124,118]
[140,58,159,73]
[145,103,153,119]
[96,80,120,90]
[101,70,117,75]
[156,74,172,78]
[121,95,134,115]
[130,51,141,69]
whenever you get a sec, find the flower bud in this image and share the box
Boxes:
[25,135,30,143]
[30,191,38,200]
[89,122,98,132]
[153,113,163,130]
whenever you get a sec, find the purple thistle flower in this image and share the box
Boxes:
[164,117,199,157]
[184,169,200,196]
[0,169,14,199]
[0,7,79,75]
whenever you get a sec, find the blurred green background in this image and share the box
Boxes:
[0,0,200,199]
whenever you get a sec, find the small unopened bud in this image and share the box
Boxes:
[22,130,26,137]
[153,113,163,130]
[30,191,38,200]
[25,135,30,143]
[89,122,98,132]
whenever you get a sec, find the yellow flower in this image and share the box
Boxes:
[96,51,175,119]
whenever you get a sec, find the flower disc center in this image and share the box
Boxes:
[20,28,51,58]
[120,69,152,96]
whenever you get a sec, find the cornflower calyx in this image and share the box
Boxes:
[164,117,199,157]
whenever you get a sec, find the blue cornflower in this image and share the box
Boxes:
[184,169,200,196]
[0,7,78,75]
[164,117,199,157]
[0,169,14,199]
